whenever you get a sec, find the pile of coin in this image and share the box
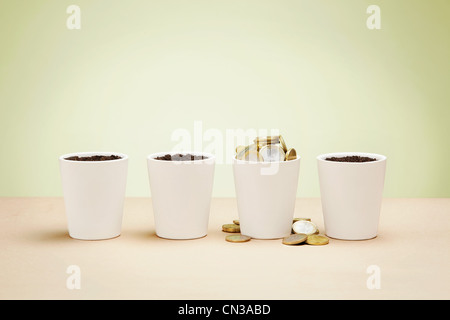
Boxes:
[235,135,297,162]
[283,219,329,246]
[222,220,251,243]
[222,218,329,246]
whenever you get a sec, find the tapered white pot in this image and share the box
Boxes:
[317,152,387,240]
[233,157,301,239]
[59,152,128,240]
[147,152,215,239]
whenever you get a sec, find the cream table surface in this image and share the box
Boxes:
[0,197,449,300]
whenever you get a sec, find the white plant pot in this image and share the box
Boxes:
[59,152,128,240]
[233,157,301,239]
[147,152,215,239]
[317,152,387,240]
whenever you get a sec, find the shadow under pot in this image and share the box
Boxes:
[147,152,215,240]
[317,152,387,240]
[59,152,128,240]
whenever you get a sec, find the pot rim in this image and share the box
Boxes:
[59,151,128,163]
[233,155,301,164]
[147,151,215,163]
[317,152,387,164]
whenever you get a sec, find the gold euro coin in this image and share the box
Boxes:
[242,150,264,162]
[306,234,329,245]
[282,233,307,245]
[292,220,318,235]
[233,219,240,225]
[226,234,251,243]
[222,224,240,233]
[236,146,248,160]
[285,148,297,161]
[254,135,280,146]
[259,145,286,162]
[236,144,256,159]
[254,137,280,150]
[235,145,246,154]
[279,135,288,152]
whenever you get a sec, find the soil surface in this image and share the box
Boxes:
[325,155,377,163]
[65,155,122,161]
[155,154,208,161]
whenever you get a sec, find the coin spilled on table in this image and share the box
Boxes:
[283,218,329,245]
[292,220,319,235]
[222,223,240,233]
[226,234,251,243]
[221,218,329,246]
[306,234,329,245]
[282,233,307,245]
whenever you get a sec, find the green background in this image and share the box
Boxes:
[0,0,449,197]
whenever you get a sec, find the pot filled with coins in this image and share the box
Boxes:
[147,152,215,239]
[232,135,300,239]
[317,152,387,240]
